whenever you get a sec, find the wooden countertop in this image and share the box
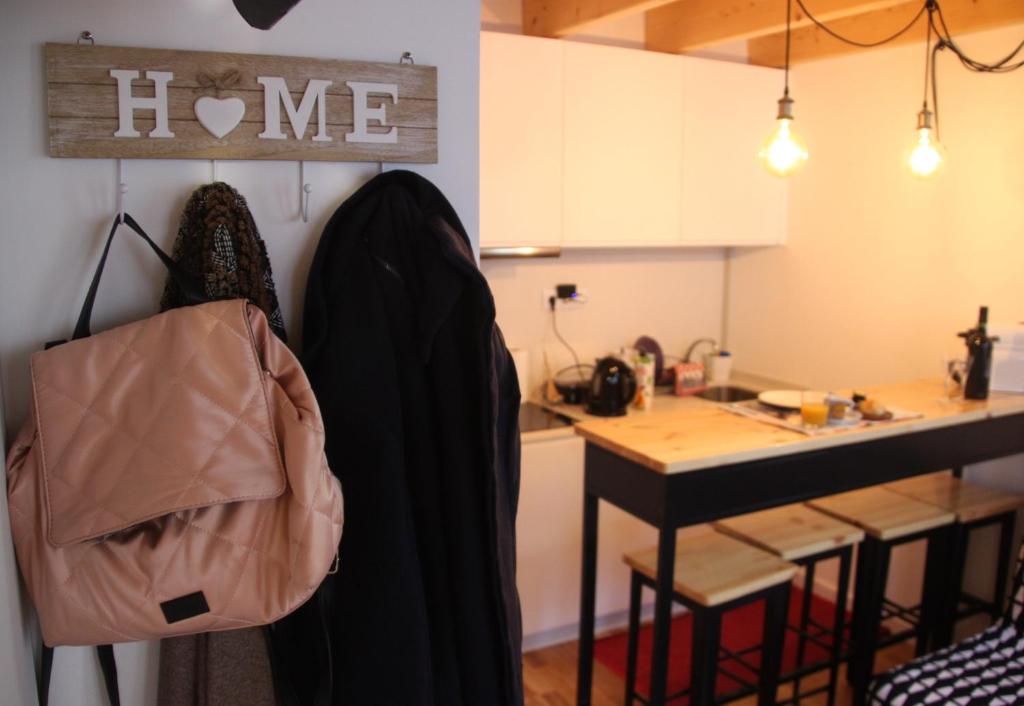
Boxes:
[569,380,1024,475]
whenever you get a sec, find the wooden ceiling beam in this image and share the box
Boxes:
[523,0,681,38]
[645,0,907,53]
[748,0,1024,67]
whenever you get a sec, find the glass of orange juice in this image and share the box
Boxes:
[801,391,830,428]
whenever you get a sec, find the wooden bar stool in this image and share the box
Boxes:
[623,528,798,706]
[715,504,865,706]
[808,487,956,706]
[885,472,1024,648]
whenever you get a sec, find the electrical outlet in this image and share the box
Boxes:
[541,286,588,310]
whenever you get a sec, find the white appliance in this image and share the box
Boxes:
[510,347,531,402]
[991,323,1024,393]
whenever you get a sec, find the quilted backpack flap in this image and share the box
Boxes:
[30,299,286,548]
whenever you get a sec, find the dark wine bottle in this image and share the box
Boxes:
[958,306,1000,400]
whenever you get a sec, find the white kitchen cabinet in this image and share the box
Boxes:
[679,57,788,246]
[562,42,685,247]
[517,434,656,649]
[480,32,563,248]
[479,34,787,250]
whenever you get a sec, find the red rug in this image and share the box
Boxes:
[594,586,845,703]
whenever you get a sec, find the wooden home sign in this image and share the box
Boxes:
[45,43,438,163]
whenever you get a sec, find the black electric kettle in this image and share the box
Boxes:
[586,356,637,417]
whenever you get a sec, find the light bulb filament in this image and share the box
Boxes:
[759,117,809,177]
[907,126,944,178]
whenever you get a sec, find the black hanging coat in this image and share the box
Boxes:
[275,170,522,706]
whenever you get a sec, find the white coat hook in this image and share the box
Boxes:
[299,161,312,223]
[116,159,127,223]
[210,159,218,183]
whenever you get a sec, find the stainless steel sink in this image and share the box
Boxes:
[695,385,758,403]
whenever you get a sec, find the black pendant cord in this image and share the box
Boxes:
[784,0,792,98]
[791,0,1023,73]
[919,8,942,140]
[794,0,927,48]
[929,1,1024,73]
[931,39,943,139]
[922,15,933,112]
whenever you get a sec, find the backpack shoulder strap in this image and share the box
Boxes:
[39,645,120,706]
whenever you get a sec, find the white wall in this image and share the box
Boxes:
[484,249,727,398]
[726,24,1024,614]
[727,23,1024,391]
[0,380,37,706]
[0,0,480,703]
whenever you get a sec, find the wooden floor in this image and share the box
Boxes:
[523,637,916,706]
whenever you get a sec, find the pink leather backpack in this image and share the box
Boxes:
[5,215,344,649]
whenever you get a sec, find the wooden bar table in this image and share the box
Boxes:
[571,380,1024,706]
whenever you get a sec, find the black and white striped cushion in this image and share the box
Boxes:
[873,540,1024,705]
[871,621,1024,705]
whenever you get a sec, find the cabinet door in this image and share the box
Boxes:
[680,57,788,245]
[563,43,684,247]
[517,435,656,647]
[517,436,584,642]
[480,32,563,248]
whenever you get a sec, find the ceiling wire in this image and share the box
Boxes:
[784,0,793,95]
[793,0,927,48]
[790,0,1023,72]
[930,1,1024,72]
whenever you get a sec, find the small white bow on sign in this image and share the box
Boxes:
[194,96,246,138]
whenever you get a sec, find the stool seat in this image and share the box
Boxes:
[807,487,955,541]
[624,528,797,607]
[713,504,865,561]
[885,473,1024,523]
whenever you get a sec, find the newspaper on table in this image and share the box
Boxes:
[724,399,922,436]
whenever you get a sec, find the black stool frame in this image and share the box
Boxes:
[848,525,954,706]
[624,571,791,706]
[932,509,1017,650]
[781,545,854,706]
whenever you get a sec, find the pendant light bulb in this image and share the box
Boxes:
[759,96,809,177]
[906,109,946,178]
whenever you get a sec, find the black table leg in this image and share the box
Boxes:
[760,583,790,706]
[793,560,816,705]
[926,524,959,652]
[577,490,600,706]
[828,547,853,706]
[647,525,677,706]
[852,537,890,706]
[624,571,643,706]
[992,512,1016,622]
[847,540,870,688]
[690,605,721,706]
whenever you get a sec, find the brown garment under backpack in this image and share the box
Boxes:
[158,182,287,706]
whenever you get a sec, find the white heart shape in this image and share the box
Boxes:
[194,96,245,139]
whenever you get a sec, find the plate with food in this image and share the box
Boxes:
[853,394,894,421]
[757,390,803,410]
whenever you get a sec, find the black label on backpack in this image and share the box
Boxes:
[160,591,210,624]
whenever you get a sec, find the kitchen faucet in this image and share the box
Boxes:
[683,338,718,363]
